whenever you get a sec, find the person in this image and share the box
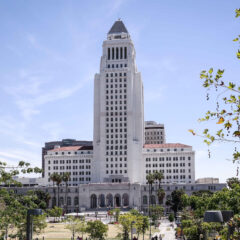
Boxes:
[77,236,80,240]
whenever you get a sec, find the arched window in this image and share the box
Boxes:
[106,193,113,207]
[67,197,71,206]
[122,193,129,207]
[124,47,127,59]
[150,195,156,205]
[90,194,97,208]
[112,48,115,60]
[74,196,79,205]
[108,48,110,60]
[99,194,105,207]
[120,47,123,59]
[143,195,148,205]
[60,197,64,206]
[116,47,119,59]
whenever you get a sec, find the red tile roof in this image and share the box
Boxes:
[143,143,191,149]
[49,146,93,152]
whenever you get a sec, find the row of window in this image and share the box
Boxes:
[106,129,127,134]
[145,131,164,135]
[145,156,191,161]
[107,63,127,69]
[106,90,127,98]
[146,148,188,152]
[106,151,127,155]
[53,151,92,155]
[106,123,127,128]
[106,117,127,122]
[106,140,127,144]
[72,171,91,175]
[106,163,127,168]
[106,112,127,117]
[51,159,91,164]
[52,165,91,170]
[107,47,127,60]
[106,106,127,111]
[106,169,127,174]
[145,163,189,168]
[106,73,127,77]
[106,157,127,162]
[106,145,127,150]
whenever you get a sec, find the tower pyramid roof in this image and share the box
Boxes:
[108,20,128,34]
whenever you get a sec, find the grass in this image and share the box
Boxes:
[33,223,159,240]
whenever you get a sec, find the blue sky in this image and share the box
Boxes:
[0,0,239,182]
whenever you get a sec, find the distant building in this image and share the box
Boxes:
[195,178,219,184]
[145,121,166,144]
[143,143,195,184]
[42,139,92,177]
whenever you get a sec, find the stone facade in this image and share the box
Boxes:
[11,182,226,213]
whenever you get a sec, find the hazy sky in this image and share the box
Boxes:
[0,0,239,182]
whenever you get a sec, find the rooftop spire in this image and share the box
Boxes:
[108,20,128,34]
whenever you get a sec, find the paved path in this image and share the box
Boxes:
[158,219,176,240]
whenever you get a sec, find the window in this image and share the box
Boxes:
[124,47,127,59]
[108,48,110,60]
[112,48,115,59]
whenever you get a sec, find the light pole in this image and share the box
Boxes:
[131,221,136,240]
[26,209,43,240]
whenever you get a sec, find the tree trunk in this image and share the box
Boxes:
[65,181,67,213]
[57,184,60,207]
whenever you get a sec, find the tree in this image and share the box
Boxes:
[86,220,108,240]
[157,188,165,205]
[50,172,58,207]
[146,173,155,215]
[227,177,240,189]
[47,206,63,222]
[135,215,149,240]
[65,216,86,240]
[189,9,240,164]
[0,161,45,239]
[168,213,174,222]
[62,172,71,213]
[119,213,136,240]
[27,189,51,210]
[113,208,120,222]
[166,189,186,218]
[50,173,62,207]
[150,205,164,223]
[153,171,164,190]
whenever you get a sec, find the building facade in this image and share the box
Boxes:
[145,121,166,144]
[143,143,195,184]
[93,20,144,184]
[44,146,93,186]
[42,139,92,177]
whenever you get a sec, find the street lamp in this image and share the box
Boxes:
[27,209,43,240]
[131,221,136,240]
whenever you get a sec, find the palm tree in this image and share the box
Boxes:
[55,174,63,207]
[146,173,155,212]
[153,171,164,190]
[62,172,71,213]
[154,171,165,205]
[50,172,58,207]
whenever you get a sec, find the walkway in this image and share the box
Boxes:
[159,218,176,240]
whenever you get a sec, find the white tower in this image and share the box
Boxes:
[92,20,144,183]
